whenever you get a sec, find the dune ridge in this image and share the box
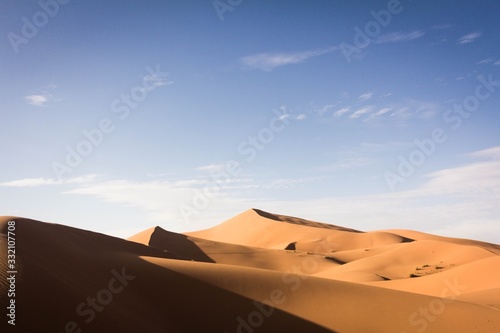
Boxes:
[1,209,499,332]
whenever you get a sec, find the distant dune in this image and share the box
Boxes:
[1,209,499,332]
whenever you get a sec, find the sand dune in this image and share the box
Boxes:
[1,209,499,332]
[186,209,414,252]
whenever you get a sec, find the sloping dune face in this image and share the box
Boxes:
[186,209,412,252]
[1,210,499,333]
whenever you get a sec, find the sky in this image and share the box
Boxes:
[1,0,500,243]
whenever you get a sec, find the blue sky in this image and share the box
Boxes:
[1,0,500,242]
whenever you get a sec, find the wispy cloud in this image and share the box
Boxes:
[410,148,500,197]
[476,58,493,65]
[467,145,500,160]
[270,105,307,121]
[331,96,439,124]
[334,107,350,117]
[350,106,372,119]
[25,85,62,107]
[431,24,453,30]
[0,178,60,187]
[0,175,99,187]
[389,107,412,119]
[458,32,481,44]
[317,157,372,173]
[263,177,322,190]
[359,141,412,152]
[358,92,375,102]
[314,104,335,116]
[25,93,52,106]
[63,177,260,226]
[494,60,500,65]
[240,47,336,71]
[195,163,227,172]
[374,31,425,44]
[141,72,173,92]
[370,107,392,118]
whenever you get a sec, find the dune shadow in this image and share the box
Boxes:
[400,236,415,243]
[324,256,347,265]
[147,226,215,263]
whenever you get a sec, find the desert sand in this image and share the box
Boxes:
[1,208,499,332]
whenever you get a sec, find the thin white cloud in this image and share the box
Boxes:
[296,114,307,120]
[358,92,374,102]
[25,94,51,106]
[350,106,372,119]
[240,47,336,71]
[421,161,500,195]
[467,146,500,160]
[278,113,290,121]
[263,177,322,190]
[140,73,173,93]
[431,24,453,30]
[375,100,440,122]
[317,157,372,172]
[0,175,100,187]
[390,107,411,118]
[173,179,209,187]
[0,178,60,187]
[196,164,227,172]
[333,99,439,124]
[370,107,392,118]
[63,177,260,228]
[25,84,62,106]
[458,32,481,45]
[494,60,500,65]
[64,180,185,215]
[374,31,425,44]
[414,101,440,120]
[359,141,412,152]
[408,155,500,197]
[313,104,335,116]
[334,107,350,117]
[66,175,101,184]
[476,58,493,65]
